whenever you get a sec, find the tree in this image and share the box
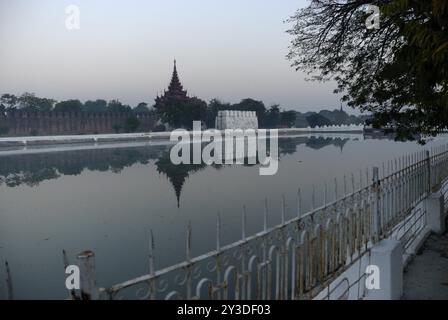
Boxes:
[37,98,55,112]
[280,110,297,128]
[265,104,281,128]
[18,92,55,112]
[205,99,232,128]
[155,97,207,130]
[134,102,150,113]
[320,109,349,125]
[288,0,448,140]
[232,98,266,123]
[0,126,9,136]
[54,100,83,113]
[108,99,131,113]
[332,109,349,125]
[112,124,122,133]
[123,116,141,132]
[306,114,332,128]
[0,94,18,109]
[295,111,310,128]
[83,99,107,112]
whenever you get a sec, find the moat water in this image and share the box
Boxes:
[0,133,446,299]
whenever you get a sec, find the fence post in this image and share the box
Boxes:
[77,250,99,300]
[372,167,381,242]
[426,150,431,193]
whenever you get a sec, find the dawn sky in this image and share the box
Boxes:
[0,0,344,112]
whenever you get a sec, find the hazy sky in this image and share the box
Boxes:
[0,0,344,112]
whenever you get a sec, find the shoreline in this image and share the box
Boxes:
[0,127,364,149]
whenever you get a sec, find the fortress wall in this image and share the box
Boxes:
[0,111,156,137]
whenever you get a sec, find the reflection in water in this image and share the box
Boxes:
[278,136,349,154]
[155,153,207,207]
[0,136,350,206]
[0,146,166,187]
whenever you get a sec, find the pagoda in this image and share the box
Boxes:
[155,60,190,104]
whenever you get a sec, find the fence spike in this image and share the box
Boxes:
[242,206,247,241]
[343,175,347,196]
[297,188,302,218]
[312,185,316,210]
[264,197,269,231]
[372,167,381,241]
[334,177,338,201]
[324,181,328,206]
[186,222,192,262]
[281,195,286,225]
[351,173,355,193]
[149,229,155,276]
[216,213,221,252]
[360,169,363,188]
[62,249,69,269]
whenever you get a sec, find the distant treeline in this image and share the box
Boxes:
[295,109,370,128]
[0,92,153,114]
[206,99,369,129]
[1,93,368,131]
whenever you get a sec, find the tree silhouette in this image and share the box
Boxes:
[288,0,448,140]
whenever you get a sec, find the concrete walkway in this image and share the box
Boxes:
[403,232,448,299]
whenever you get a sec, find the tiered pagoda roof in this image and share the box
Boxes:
[156,60,189,103]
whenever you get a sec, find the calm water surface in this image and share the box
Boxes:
[0,134,445,299]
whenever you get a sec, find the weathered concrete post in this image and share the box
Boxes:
[366,239,403,300]
[424,191,446,234]
[77,250,99,300]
